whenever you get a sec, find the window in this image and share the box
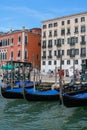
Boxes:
[54,39,57,45]
[74,37,78,43]
[81,36,85,41]
[67,28,70,34]
[43,51,46,58]
[43,31,46,38]
[54,60,56,65]
[81,25,86,32]
[54,22,57,27]
[18,50,21,57]
[7,39,9,45]
[67,37,78,45]
[43,25,47,29]
[67,20,70,24]
[57,50,61,56]
[42,61,45,65]
[43,40,46,46]
[42,40,46,48]
[48,40,52,48]
[49,31,52,37]
[48,23,52,28]
[61,29,65,35]
[54,30,57,36]
[61,21,64,25]
[62,50,64,55]
[11,51,13,58]
[75,60,78,64]
[24,50,28,59]
[62,60,64,65]
[0,40,2,46]
[75,18,78,23]
[81,17,85,22]
[75,49,79,55]
[74,27,78,33]
[70,49,75,57]
[54,50,56,56]
[0,51,7,60]
[81,48,86,55]
[81,48,86,57]
[11,37,14,43]
[67,49,70,55]
[48,50,52,58]
[18,36,21,42]
[48,61,51,65]
[25,36,28,45]
[67,60,70,64]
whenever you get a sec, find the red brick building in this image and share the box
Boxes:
[0,27,41,69]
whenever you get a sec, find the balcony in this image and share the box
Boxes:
[48,45,52,48]
[66,32,71,35]
[70,42,75,46]
[42,45,46,49]
[56,43,61,47]
[42,56,46,59]
[80,53,86,57]
[74,31,78,34]
[80,41,86,45]
[48,55,52,59]
[70,54,75,57]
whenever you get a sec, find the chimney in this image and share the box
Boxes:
[9,28,12,33]
[22,26,25,31]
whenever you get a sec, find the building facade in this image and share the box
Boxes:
[41,11,87,75]
[0,27,41,69]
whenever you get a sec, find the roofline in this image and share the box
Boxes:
[42,11,87,23]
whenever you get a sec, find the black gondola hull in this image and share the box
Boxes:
[1,87,23,99]
[1,82,38,99]
[63,93,87,107]
[24,88,60,101]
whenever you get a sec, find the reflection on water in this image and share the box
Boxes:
[0,95,87,130]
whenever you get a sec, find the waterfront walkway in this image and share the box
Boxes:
[30,73,71,84]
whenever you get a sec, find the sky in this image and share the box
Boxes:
[0,0,87,32]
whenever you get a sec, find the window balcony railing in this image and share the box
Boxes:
[42,56,46,59]
[48,45,52,48]
[80,53,86,57]
[56,43,61,47]
[48,55,52,58]
[42,45,46,49]
[74,31,78,34]
[69,54,75,57]
[80,41,86,45]
[70,42,75,46]
[66,32,71,35]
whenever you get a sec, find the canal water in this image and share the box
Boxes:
[0,92,87,130]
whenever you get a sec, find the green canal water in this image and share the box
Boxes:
[0,93,87,130]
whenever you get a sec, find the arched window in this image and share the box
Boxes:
[18,50,21,57]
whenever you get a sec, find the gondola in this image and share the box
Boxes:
[24,87,60,101]
[1,80,38,99]
[63,82,87,107]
